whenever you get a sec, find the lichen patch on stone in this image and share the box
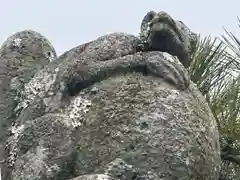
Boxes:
[5,124,25,167]
[12,38,22,47]
[44,51,56,62]
[14,67,58,115]
[162,52,178,63]
[64,96,92,128]
[12,140,59,180]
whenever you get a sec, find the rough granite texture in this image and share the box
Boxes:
[139,10,198,68]
[1,11,221,180]
[0,30,57,164]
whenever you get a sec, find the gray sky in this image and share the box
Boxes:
[1,0,240,55]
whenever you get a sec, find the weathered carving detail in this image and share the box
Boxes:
[139,10,198,68]
[0,11,220,180]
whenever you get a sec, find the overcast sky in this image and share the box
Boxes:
[1,0,240,55]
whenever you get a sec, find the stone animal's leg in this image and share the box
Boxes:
[62,52,189,96]
[144,52,190,90]
[64,54,146,96]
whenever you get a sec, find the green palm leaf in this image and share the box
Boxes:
[188,31,240,176]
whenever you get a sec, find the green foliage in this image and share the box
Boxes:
[189,36,231,98]
[222,21,240,72]
[188,23,240,179]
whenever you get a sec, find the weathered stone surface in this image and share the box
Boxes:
[10,33,189,128]
[139,10,198,68]
[5,71,220,179]
[70,158,159,180]
[70,174,113,180]
[1,11,221,180]
[0,30,57,164]
[9,114,77,180]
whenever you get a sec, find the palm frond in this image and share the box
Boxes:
[188,35,233,98]
[221,18,240,71]
[189,33,240,172]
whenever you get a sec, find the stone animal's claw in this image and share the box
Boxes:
[145,52,190,90]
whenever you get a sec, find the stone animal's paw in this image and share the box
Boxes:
[144,52,190,90]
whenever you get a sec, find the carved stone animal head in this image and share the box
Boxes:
[140,11,198,68]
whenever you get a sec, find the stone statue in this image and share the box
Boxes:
[0,11,220,180]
